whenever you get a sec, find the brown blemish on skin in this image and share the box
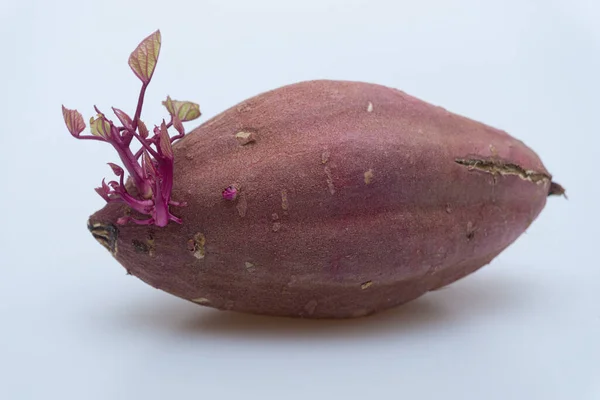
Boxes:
[281,190,289,210]
[235,131,256,145]
[146,231,155,257]
[236,195,248,217]
[188,233,206,259]
[303,299,318,316]
[455,157,551,184]
[367,102,373,113]
[132,239,149,254]
[321,150,330,164]
[364,169,374,184]
[324,166,335,194]
[87,220,118,256]
[191,297,211,305]
[361,281,373,290]
[466,222,476,240]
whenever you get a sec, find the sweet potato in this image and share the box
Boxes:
[87,79,564,318]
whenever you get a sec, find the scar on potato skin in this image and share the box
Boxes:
[132,239,149,254]
[455,157,549,183]
[192,297,211,305]
[235,131,256,145]
[188,233,206,259]
[324,166,335,194]
[364,169,374,184]
[304,299,318,316]
[236,195,248,217]
[146,232,156,257]
[455,157,565,197]
[466,221,476,240]
[281,190,289,210]
[361,281,373,290]
[367,102,374,112]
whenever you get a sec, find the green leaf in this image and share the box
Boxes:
[162,96,201,121]
[158,121,173,159]
[128,30,161,84]
[62,105,86,137]
[89,114,112,138]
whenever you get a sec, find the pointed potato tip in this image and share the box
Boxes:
[87,217,119,255]
[549,181,567,198]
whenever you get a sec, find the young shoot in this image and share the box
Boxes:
[62,30,201,227]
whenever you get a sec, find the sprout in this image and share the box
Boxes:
[62,30,200,227]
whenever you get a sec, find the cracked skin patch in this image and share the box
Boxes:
[455,157,565,197]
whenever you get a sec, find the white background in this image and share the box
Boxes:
[1,0,599,399]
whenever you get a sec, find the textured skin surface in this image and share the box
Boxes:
[89,80,559,318]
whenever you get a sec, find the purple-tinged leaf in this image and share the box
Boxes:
[62,105,86,137]
[142,150,157,178]
[112,108,133,130]
[93,105,106,118]
[64,30,194,228]
[137,119,149,139]
[162,96,201,121]
[95,179,112,202]
[128,30,161,84]
[89,115,112,138]
[158,121,173,159]
[107,162,124,177]
[95,187,109,202]
[173,114,185,136]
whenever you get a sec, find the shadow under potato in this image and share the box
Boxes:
[106,268,530,341]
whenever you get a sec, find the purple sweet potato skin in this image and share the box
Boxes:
[88,80,558,318]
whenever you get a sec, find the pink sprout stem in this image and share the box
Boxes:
[62,30,200,228]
